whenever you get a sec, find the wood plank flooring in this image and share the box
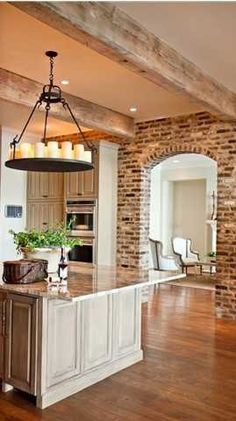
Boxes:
[1,284,236,420]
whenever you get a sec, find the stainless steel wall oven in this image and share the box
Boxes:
[66,200,96,237]
[66,200,97,264]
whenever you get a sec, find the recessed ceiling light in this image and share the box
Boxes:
[129,106,137,112]
[172,159,180,164]
[61,80,69,85]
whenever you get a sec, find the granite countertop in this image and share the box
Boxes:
[0,265,185,302]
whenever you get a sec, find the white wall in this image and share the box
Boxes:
[150,159,217,264]
[149,166,161,240]
[97,141,119,266]
[0,127,38,261]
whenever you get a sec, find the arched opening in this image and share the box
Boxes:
[149,153,217,288]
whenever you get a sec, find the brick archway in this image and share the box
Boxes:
[140,143,217,169]
[117,112,236,319]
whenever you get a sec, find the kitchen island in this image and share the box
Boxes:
[0,266,184,408]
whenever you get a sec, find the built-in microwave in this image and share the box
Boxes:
[66,200,96,237]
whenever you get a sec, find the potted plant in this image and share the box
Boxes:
[9,224,80,273]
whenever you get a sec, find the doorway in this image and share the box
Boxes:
[149,153,217,289]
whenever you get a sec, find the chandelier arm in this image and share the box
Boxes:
[10,99,42,159]
[42,105,50,144]
[10,99,42,148]
[62,100,96,152]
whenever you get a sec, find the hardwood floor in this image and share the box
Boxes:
[1,284,236,420]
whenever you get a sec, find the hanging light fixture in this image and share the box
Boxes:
[5,51,95,172]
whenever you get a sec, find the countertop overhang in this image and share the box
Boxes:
[0,265,185,302]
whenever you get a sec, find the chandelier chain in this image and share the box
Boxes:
[49,56,54,85]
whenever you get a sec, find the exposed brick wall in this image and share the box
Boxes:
[117,112,236,319]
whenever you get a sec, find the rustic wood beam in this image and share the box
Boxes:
[12,1,236,119]
[0,67,134,138]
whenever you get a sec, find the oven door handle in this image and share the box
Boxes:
[66,211,94,215]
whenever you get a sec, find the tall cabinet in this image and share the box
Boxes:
[27,172,64,230]
[27,153,97,230]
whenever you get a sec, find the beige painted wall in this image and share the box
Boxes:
[173,179,206,258]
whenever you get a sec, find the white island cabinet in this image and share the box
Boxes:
[0,266,184,408]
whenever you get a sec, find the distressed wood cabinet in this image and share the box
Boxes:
[27,172,64,201]
[27,201,64,230]
[27,172,64,230]
[4,294,38,395]
[0,293,7,379]
[26,152,97,229]
[65,168,96,199]
[1,287,143,409]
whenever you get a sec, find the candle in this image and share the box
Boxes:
[34,142,45,158]
[61,141,72,159]
[47,141,59,158]
[74,144,84,160]
[44,146,48,158]
[83,151,92,163]
[20,143,32,158]
[15,149,21,159]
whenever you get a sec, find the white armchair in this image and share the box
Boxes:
[172,237,200,273]
[150,239,180,271]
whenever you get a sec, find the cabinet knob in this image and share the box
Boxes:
[42,195,48,198]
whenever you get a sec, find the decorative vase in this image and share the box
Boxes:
[22,247,61,273]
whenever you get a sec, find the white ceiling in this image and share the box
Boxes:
[116,2,236,93]
[0,2,202,130]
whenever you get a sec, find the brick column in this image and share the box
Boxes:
[117,112,236,319]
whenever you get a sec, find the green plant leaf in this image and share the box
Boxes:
[9,223,81,252]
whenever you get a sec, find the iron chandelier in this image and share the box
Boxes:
[5,51,95,173]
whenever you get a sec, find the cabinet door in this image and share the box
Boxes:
[4,294,38,395]
[48,173,64,200]
[0,293,6,379]
[65,170,96,199]
[27,172,64,201]
[65,172,83,199]
[27,202,63,230]
[83,168,96,197]
[27,172,49,200]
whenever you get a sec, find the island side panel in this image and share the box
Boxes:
[113,287,141,357]
[37,287,143,409]
[46,300,81,388]
[81,294,112,371]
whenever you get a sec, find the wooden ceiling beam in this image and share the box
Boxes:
[12,1,236,119]
[0,67,134,138]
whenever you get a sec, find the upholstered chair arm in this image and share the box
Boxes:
[159,255,180,270]
[188,249,200,260]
